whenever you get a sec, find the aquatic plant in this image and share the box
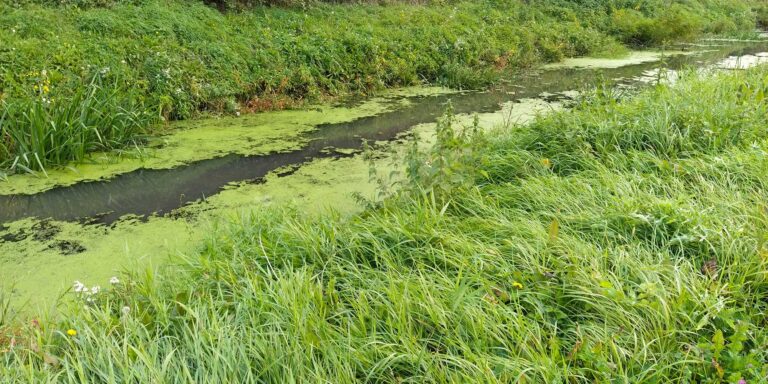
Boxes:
[3,62,768,382]
[0,0,761,173]
[0,293,11,328]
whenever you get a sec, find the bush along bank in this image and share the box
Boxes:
[2,60,768,381]
[0,0,765,173]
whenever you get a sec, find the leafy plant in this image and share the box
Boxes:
[0,74,158,173]
[402,106,486,197]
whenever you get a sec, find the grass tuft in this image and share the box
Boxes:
[0,75,158,172]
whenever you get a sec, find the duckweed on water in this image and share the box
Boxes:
[541,50,689,69]
[3,64,768,382]
[0,89,438,196]
[3,44,766,310]
[0,93,558,310]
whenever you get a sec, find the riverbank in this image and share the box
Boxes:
[2,42,764,312]
[3,54,767,382]
[0,0,764,172]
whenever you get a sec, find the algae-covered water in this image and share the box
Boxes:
[2,42,767,312]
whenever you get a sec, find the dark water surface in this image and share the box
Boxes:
[1,43,766,224]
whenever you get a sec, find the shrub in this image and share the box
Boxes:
[611,5,704,46]
[756,4,768,27]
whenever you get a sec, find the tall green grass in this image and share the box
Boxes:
[0,0,763,173]
[0,75,158,173]
[3,64,768,382]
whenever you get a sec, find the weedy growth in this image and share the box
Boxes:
[0,75,158,173]
[2,63,768,382]
[0,0,763,173]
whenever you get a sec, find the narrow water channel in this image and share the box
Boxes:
[2,42,766,225]
[2,41,768,309]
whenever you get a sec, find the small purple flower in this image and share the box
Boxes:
[739,379,747,384]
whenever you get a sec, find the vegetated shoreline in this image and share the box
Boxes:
[2,44,762,310]
[0,86,440,196]
[0,94,562,312]
[2,55,768,381]
[0,48,688,197]
[0,0,765,173]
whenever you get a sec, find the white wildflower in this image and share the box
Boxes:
[121,306,131,316]
[109,276,120,285]
[73,281,86,293]
[90,286,101,295]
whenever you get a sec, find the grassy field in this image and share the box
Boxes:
[2,60,768,381]
[0,0,763,173]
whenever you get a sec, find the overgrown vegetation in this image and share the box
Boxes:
[755,3,768,28]
[2,61,768,381]
[0,74,157,173]
[0,0,763,172]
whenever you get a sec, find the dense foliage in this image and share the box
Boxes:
[0,75,157,173]
[0,0,763,172]
[3,62,768,382]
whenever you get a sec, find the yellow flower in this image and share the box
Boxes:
[66,329,77,337]
[540,158,552,168]
[512,282,523,290]
[42,85,50,94]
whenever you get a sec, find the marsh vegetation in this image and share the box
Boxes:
[2,0,768,382]
[4,62,768,382]
[0,0,763,172]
